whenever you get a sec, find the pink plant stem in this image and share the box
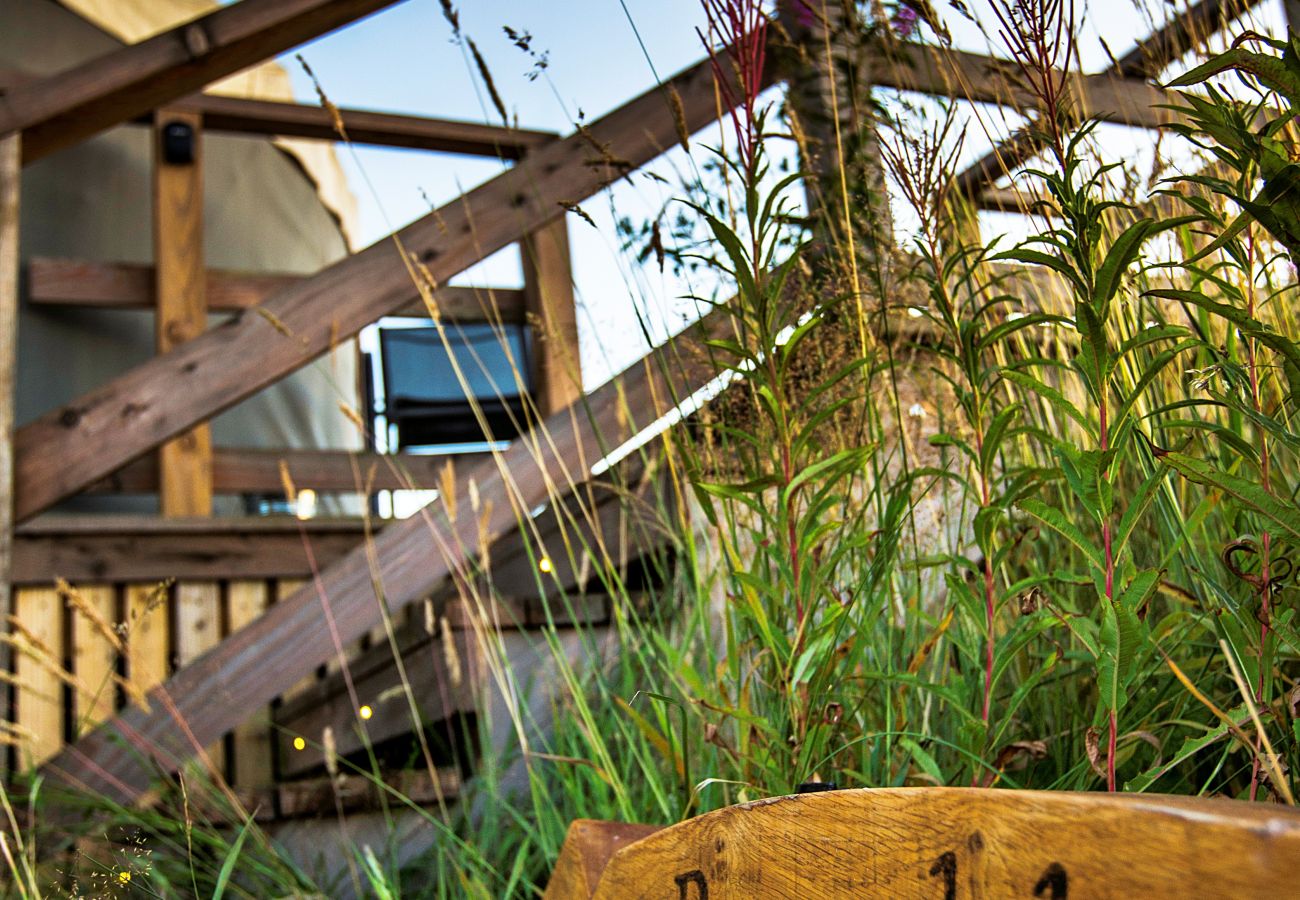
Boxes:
[1101,392,1117,792]
[1244,234,1272,801]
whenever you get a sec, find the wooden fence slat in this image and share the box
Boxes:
[125,583,170,700]
[227,580,271,788]
[70,585,118,736]
[13,587,63,769]
[174,582,223,776]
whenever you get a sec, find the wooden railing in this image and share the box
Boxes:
[0,0,1262,808]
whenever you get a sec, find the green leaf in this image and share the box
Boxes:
[212,814,256,900]
[899,737,944,783]
[1098,600,1147,714]
[1001,370,1094,435]
[1125,707,1251,792]
[1019,499,1105,571]
[1112,465,1169,560]
[1164,450,1300,542]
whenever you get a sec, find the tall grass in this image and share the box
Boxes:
[5,0,1299,896]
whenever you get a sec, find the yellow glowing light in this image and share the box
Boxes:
[539,556,554,574]
[293,736,306,751]
[359,704,373,720]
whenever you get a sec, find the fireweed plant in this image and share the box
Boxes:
[10,2,1300,897]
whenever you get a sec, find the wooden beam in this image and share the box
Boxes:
[0,132,17,750]
[26,257,526,322]
[37,283,733,804]
[11,516,369,584]
[522,217,582,414]
[869,42,1181,129]
[0,0,406,164]
[154,109,211,518]
[565,790,1300,898]
[85,447,489,495]
[954,0,1260,206]
[14,49,739,523]
[183,93,556,158]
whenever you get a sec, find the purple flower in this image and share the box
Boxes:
[892,3,919,38]
[791,1,816,29]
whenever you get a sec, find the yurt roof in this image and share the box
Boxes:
[57,0,360,248]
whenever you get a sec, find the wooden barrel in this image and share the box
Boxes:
[544,788,1300,898]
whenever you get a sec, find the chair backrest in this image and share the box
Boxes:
[377,322,532,449]
[544,788,1300,898]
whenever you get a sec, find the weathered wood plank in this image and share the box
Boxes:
[0,132,18,768]
[174,582,223,775]
[69,585,118,737]
[154,108,212,518]
[39,285,732,804]
[522,216,581,415]
[27,257,526,323]
[573,789,1300,899]
[870,42,1181,129]
[274,767,460,819]
[125,583,170,699]
[12,48,738,523]
[12,516,369,584]
[185,93,556,158]
[0,0,405,164]
[227,580,271,788]
[84,447,489,495]
[544,820,664,900]
[13,587,63,768]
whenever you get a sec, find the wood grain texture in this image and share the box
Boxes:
[70,585,118,736]
[27,257,525,323]
[0,0,404,164]
[174,582,222,775]
[522,216,581,415]
[570,788,1300,899]
[12,48,737,523]
[13,587,63,768]
[544,820,665,899]
[125,583,170,698]
[154,109,212,518]
[12,516,368,584]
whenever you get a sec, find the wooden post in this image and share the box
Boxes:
[521,216,581,416]
[776,1,892,270]
[154,109,212,517]
[0,133,18,770]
